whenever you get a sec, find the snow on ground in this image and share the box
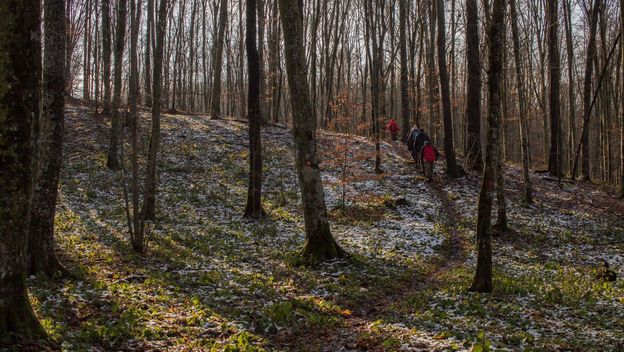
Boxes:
[21,105,624,351]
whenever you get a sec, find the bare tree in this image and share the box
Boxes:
[465,0,482,171]
[470,0,505,293]
[28,0,70,277]
[244,0,265,218]
[210,0,228,118]
[102,0,112,114]
[547,0,561,176]
[510,0,533,203]
[0,0,47,338]
[106,0,128,169]
[279,0,345,261]
[142,0,169,222]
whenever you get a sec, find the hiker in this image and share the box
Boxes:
[386,118,399,141]
[413,128,431,168]
[405,126,420,164]
[421,141,439,181]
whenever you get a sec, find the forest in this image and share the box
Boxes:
[0,0,623,350]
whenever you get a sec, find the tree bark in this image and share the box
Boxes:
[399,0,410,140]
[244,0,265,219]
[144,0,154,107]
[510,0,533,203]
[278,0,344,261]
[579,0,600,180]
[547,0,561,176]
[28,0,70,278]
[436,0,464,178]
[102,0,112,114]
[106,0,128,169]
[465,0,482,171]
[142,0,168,221]
[470,0,505,294]
[210,0,228,118]
[620,0,624,197]
[0,0,47,339]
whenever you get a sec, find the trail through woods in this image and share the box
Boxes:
[14,104,624,351]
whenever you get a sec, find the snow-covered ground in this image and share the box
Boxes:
[22,105,624,351]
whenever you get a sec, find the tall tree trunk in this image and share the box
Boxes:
[142,0,168,221]
[145,0,154,107]
[436,0,464,178]
[210,0,228,118]
[563,0,575,174]
[399,0,410,141]
[510,0,533,203]
[620,0,624,197]
[465,0,482,171]
[106,0,128,169]
[547,0,561,176]
[128,0,143,251]
[102,0,112,114]
[0,0,47,339]
[244,0,265,218]
[470,0,505,294]
[83,0,92,100]
[28,0,69,277]
[578,0,600,180]
[278,0,344,261]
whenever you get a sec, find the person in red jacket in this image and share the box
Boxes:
[420,141,439,181]
[386,118,399,141]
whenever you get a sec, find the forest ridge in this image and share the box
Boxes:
[1,0,623,351]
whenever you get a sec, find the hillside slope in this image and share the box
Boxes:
[16,105,624,351]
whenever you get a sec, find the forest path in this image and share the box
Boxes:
[312,143,474,352]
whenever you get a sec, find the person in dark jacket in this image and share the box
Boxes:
[413,129,430,168]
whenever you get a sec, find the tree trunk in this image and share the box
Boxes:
[142,0,168,221]
[244,0,265,219]
[510,0,533,203]
[578,0,600,180]
[128,0,143,251]
[28,0,69,278]
[547,0,561,176]
[0,0,47,339]
[470,0,505,294]
[278,0,344,261]
[145,0,154,107]
[102,0,112,114]
[399,0,410,141]
[465,0,482,171]
[106,0,128,169]
[436,0,464,178]
[210,0,228,118]
[620,0,624,197]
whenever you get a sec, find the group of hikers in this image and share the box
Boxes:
[386,118,439,181]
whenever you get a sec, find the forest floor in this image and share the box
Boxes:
[13,104,624,351]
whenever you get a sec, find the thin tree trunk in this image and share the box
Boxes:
[0,0,47,338]
[210,0,228,118]
[244,0,265,218]
[145,0,154,107]
[106,0,128,169]
[470,0,505,294]
[102,0,112,114]
[578,0,600,180]
[436,0,464,178]
[278,0,344,261]
[399,0,410,141]
[465,0,482,171]
[510,0,533,203]
[142,0,168,221]
[547,0,561,176]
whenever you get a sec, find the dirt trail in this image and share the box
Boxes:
[295,144,472,352]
